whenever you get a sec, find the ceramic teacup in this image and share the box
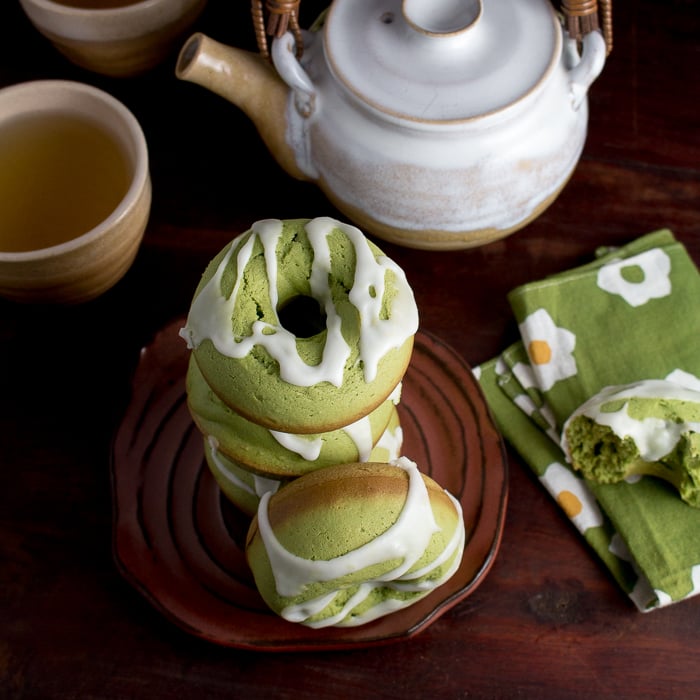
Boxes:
[19,0,208,77]
[0,80,151,304]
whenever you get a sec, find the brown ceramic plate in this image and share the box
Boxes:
[111,318,508,651]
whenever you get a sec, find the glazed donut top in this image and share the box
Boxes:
[179,217,419,388]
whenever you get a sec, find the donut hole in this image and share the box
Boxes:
[278,295,327,339]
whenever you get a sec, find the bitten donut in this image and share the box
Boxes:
[187,355,400,478]
[245,458,465,628]
[179,217,419,433]
[561,379,700,507]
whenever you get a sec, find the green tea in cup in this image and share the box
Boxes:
[0,111,131,253]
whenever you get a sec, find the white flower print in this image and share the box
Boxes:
[540,462,603,532]
[596,248,672,307]
[518,308,577,391]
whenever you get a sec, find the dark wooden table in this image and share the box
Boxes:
[3,1,699,698]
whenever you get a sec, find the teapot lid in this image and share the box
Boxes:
[324,0,561,122]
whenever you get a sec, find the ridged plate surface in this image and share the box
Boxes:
[111,319,508,651]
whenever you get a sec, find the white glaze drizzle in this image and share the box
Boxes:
[282,489,464,629]
[269,412,375,462]
[335,496,466,628]
[391,492,464,588]
[307,218,419,383]
[333,589,419,628]
[268,430,324,461]
[373,424,403,462]
[268,382,403,461]
[562,380,700,462]
[389,381,402,405]
[255,457,464,627]
[340,415,375,462]
[257,457,439,597]
[179,217,418,387]
[207,436,281,497]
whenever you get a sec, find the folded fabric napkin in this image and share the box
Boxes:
[476,229,700,610]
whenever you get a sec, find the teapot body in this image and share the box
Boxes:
[176,0,607,251]
[280,21,602,250]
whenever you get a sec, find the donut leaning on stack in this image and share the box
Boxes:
[246,458,465,628]
[179,216,417,511]
[179,217,466,627]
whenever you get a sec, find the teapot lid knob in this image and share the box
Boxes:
[402,0,481,35]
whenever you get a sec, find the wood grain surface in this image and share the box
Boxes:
[2,1,699,698]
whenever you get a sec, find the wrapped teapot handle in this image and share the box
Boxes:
[251,1,613,57]
[561,0,613,55]
[252,0,305,60]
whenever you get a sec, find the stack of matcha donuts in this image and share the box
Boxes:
[179,217,465,628]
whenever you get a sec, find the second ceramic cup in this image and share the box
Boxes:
[19,0,208,77]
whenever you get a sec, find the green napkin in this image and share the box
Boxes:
[476,229,700,610]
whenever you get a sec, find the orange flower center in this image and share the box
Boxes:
[529,339,552,365]
[557,490,583,518]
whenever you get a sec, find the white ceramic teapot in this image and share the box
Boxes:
[176,0,608,249]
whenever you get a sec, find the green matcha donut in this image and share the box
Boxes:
[203,436,286,517]
[203,408,402,517]
[179,217,418,433]
[245,458,465,628]
[187,355,400,478]
[562,379,700,506]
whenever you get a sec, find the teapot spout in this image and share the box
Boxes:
[176,33,307,180]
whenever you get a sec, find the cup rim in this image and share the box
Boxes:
[18,0,208,42]
[21,0,168,17]
[0,79,150,263]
